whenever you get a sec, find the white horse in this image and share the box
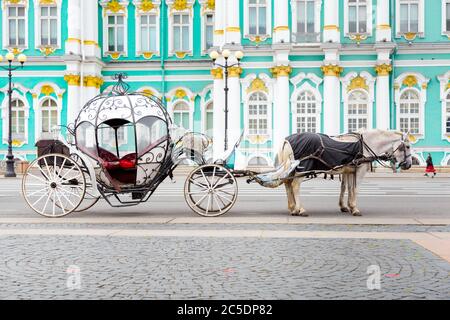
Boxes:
[276,129,413,216]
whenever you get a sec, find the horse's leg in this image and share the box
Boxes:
[347,173,360,216]
[348,165,370,216]
[339,174,350,213]
[284,181,296,214]
[291,177,307,216]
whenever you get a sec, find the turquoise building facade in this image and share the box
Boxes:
[1,0,450,167]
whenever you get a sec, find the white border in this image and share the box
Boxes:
[33,0,62,51]
[340,71,375,133]
[133,0,161,57]
[343,0,373,38]
[100,0,129,57]
[2,0,29,51]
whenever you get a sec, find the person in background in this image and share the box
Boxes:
[425,153,437,178]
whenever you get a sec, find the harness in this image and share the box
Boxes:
[293,132,410,176]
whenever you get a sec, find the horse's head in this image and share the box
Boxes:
[392,132,413,170]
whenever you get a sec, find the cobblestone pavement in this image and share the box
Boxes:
[0,235,449,299]
[1,223,450,232]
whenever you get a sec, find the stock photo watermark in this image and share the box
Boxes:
[366,265,381,290]
[66,265,82,290]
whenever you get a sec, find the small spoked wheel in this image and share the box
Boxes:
[68,153,100,212]
[184,164,238,217]
[22,153,86,217]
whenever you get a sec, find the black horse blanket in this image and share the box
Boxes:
[286,132,363,172]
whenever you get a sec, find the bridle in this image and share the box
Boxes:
[355,133,411,169]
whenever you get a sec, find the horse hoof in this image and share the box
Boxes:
[352,211,362,216]
[340,207,350,213]
[291,212,309,217]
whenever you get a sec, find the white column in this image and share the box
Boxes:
[225,0,241,44]
[212,68,225,159]
[271,66,291,151]
[64,77,81,125]
[375,64,392,130]
[323,0,340,43]
[81,0,100,58]
[322,65,342,135]
[227,67,242,148]
[376,0,392,42]
[214,0,225,46]
[273,0,289,43]
[66,0,81,55]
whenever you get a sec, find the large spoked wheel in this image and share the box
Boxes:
[68,153,100,212]
[184,164,238,217]
[22,153,86,217]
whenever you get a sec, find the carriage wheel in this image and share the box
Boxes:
[68,153,100,212]
[184,164,238,217]
[22,153,86,217]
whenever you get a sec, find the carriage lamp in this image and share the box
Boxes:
[210,49,245,151]
[0,53,27,177]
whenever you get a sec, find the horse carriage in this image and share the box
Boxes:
[22,73,413,218]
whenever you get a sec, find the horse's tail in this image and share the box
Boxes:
[276,140,292,168]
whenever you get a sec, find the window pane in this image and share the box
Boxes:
[41,19,49,45]
[258,7,266,34]
[410,4,419,32]
[400,4,408,32]
[182,26,189,50]
[141,26,149,51]
[50,19,57,45]
[149,26,157,51]
[18,19,25,45]
[249,7,257,34]
[206,25,213,49]
[297,1,305,33]
[306,1,315,32]
[117,27,124,51]
[349,6,357,33]
[358,5,367,33]
[174,26,181,51]
[9,20,16,45]
[108,27,115,51]
[447,3,450,31]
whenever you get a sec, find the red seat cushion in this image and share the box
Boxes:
[119,153,137,169]
[98,148,120,170]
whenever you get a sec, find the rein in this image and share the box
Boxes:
[354,133,409,169]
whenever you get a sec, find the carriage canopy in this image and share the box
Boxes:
[74,74,173,187]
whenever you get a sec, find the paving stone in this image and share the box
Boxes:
[0,235,449,299]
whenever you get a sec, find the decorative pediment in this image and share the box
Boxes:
[166,0,194,11]
[247,78,268,94]
[347,76,369,92]
[394,73,429,91]
[133,0,160,13]
[100,0,129,14]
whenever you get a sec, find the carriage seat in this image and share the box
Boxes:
[98,148,137,170]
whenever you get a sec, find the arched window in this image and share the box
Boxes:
[11,99,26,141]
[248,92,268,135]
[295,91,318,133]
[447,158,450,166]
[445,92,450,135]
[347,90,369,132]
[40,98,58,137]
[173,101,190,130]
[248,156,268,166]
[248,0,267,35]
[205,102,213,135]
[399,90,420,134]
